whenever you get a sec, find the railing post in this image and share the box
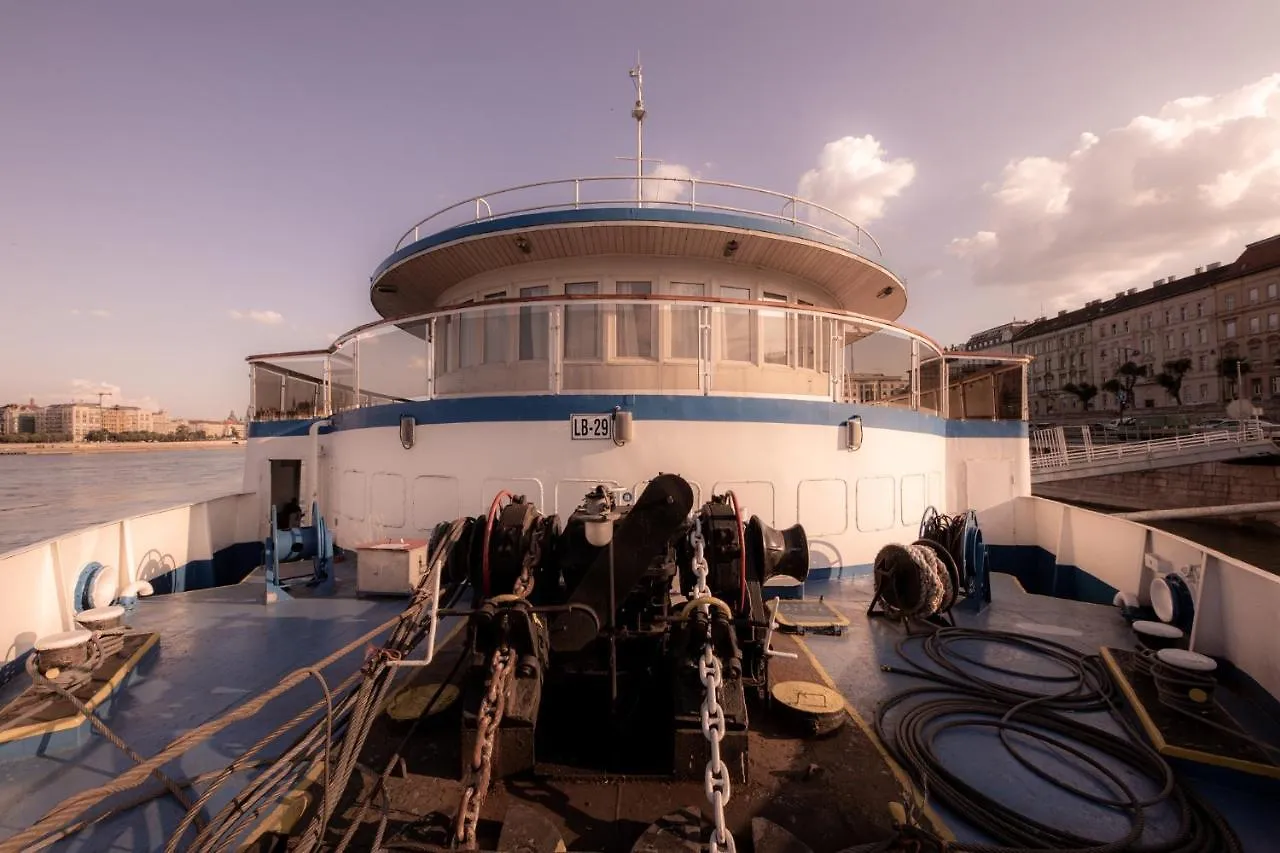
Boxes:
[690,178,696,211]
[323,356,332,416]
[699,305,711,396]
[574,179,580,209]
[549,306,562,394]
[354,336,362,408]
[425,318,435,401]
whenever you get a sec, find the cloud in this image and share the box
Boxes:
[796,135,917,225]
[41,380,163,412]
[642,163,695,203]
[950,73,1280,304]
[229,309,285,325]
[68,308,111,318]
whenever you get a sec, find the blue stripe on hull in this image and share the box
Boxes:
[249,395,1026,439]
[985,544,1118,605]
[147,541,264,595]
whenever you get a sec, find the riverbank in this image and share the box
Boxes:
[0,440,243,455]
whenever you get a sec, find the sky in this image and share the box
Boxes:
[2,1,1279,418]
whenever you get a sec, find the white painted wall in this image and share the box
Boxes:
[291,419,1025,575]
[981,495,1280,701]
[0,492,258,667]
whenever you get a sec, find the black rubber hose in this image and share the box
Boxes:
[874,627,1242,853]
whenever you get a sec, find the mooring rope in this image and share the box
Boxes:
[874,542,951,620]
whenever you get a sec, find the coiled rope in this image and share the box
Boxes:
[873,542,955,620]
[874,626,1243,852]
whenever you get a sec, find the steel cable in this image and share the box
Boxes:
[873,627,1242,853]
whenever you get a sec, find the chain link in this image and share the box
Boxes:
[690,520,735,853]
[454,644,515,849]
[511,526,539,600]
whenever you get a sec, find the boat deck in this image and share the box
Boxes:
[0,565,1277,851]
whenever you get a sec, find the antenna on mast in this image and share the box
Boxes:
[629,57,646,205]
[617,56,661,205]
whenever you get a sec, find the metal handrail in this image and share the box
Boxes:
[1030,426,1268,471]
[243,296,1035,421]
[392,175,882,256]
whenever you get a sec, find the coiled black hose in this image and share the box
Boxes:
[874,627,1242,853]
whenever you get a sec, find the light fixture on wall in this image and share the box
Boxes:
[845,415,863,452]
[515,236,532,254]
[400,415,416,450]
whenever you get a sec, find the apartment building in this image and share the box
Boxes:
[1213,235,1280,406]
[39,403,103,442]
[953,320,1030,354]
[101,405,156,434]
[1012,265,1237,418]
[0,400,40,435]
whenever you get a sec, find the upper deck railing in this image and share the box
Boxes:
[392,176,883,257]
[245,296,1028,423]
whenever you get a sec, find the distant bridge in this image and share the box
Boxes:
[1030,425,1278,483]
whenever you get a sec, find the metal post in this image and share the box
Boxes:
[425,318,436,401]
[354,337,362,408]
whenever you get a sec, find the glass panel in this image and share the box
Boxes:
[797,300,817,370]
[720,286,754,363]
[918,353,946,416]
[839,325,912,408]
[668,282,704,359]
[330,342,358,412]
[563,281,599,360]
[483,290,508,365]
[615,281,656,359]
[519,285,549,360]
[761,291,790,366]
[356,321,430,404]
[458,300,482,368]
[947,357,1026,420]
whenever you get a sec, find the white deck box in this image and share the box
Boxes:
[355,539,429,596]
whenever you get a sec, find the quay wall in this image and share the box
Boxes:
[1034,459,1280,516]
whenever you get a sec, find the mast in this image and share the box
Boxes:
[629,58,646,206]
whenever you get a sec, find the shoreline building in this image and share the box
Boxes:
[1007,234,1280,419]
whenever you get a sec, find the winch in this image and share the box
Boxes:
[437,472,810,845]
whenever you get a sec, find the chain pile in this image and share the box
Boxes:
[690,520,735,853]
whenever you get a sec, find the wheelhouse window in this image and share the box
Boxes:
[760,291,791,366]
[720,285,755,362]
[668,281,704,359]
[518,285,549,360]
[563,281,600,360]
[615,281,656,359]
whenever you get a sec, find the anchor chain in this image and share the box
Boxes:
[454,644,515,849]
[511,528,540,600]
[690,521,735,853]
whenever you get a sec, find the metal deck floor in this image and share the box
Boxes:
[1,569,1277,850]
[800,572,1280,851]
[0,569,423,852]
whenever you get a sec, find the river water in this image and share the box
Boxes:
[0,448,245,553]
[0,448,1276,573]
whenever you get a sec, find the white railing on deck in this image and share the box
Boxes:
[246,297,1032,423]
[1031,424,1270,471]
[391,176,883,256]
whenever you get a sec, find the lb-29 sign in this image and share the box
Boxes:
[570,414,613,440]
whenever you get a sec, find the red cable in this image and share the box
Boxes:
[480,490,513,598]
[725,491,747,612]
